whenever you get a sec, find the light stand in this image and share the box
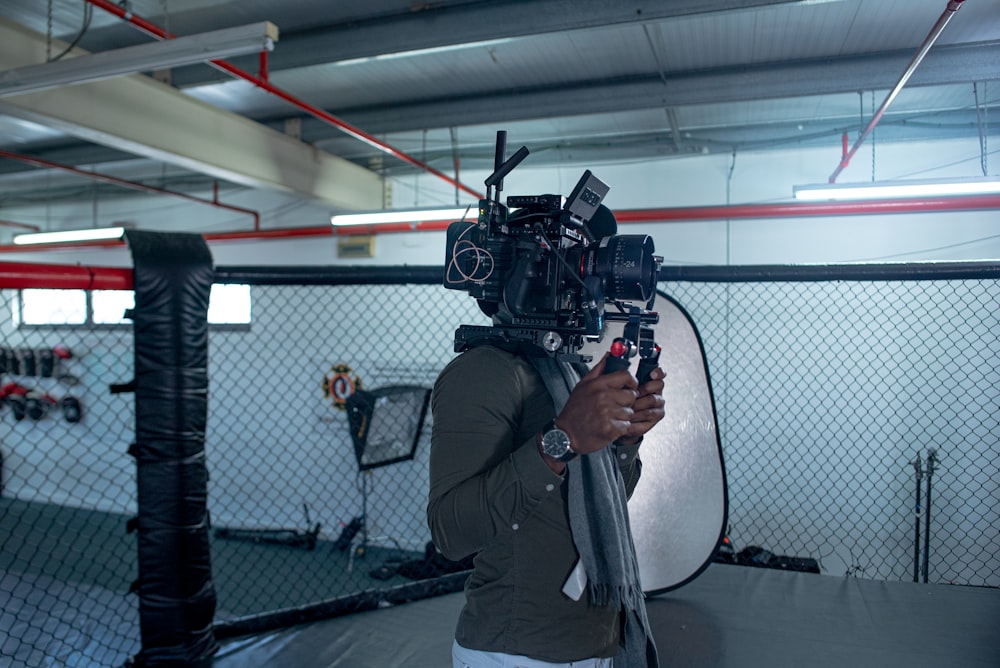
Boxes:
[345,385,431,558]
[922,449,938,583]
[911,454,923,583]
[909,448,941,584]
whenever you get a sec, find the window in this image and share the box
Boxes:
[14,285,252,327]
[17,289,88,325]
[92,290,134,325]
[207,284,252,325]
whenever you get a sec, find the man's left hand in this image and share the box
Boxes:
[617,366,666,445]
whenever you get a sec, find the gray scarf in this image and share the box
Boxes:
[529,355,659,668]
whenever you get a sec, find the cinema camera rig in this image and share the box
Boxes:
[444,131,663,369]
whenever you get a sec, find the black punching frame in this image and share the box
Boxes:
[122,230,218,667]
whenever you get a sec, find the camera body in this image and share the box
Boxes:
[444,133,661,361]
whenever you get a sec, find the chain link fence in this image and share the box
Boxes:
[1,263,997,666]
[205,282,482,627]
[663,277,999,584]
[1,293,139,666]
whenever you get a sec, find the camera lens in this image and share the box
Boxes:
[591,235,659,303]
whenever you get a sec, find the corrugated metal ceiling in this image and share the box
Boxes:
[0,0,996,203]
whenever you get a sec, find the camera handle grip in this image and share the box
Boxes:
[636,344,662,385]
[604,338,634,375]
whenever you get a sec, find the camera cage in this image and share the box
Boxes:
[444,131,661,362]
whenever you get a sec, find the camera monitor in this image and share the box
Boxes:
[563,170,609,230]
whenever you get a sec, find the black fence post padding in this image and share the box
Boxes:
[124,230,219,666]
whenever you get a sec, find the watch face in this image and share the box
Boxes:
[542,427,574,461]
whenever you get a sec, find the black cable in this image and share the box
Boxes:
[50,3,94,63]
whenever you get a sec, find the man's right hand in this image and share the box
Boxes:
[556,353,638,455]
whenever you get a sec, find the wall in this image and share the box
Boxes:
[400,137,999,265]
[0,136,997,266]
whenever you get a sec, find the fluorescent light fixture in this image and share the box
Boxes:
[794,177,1000,201]
[331,206,476,227]
[13,227,125,245]
[336,38,514,67]
[0,22,278,98]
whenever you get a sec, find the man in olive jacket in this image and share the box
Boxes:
[428,340,665,667]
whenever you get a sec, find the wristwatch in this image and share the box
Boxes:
[540,419,577,462]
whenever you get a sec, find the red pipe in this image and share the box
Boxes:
[2,196,997,286]
[206,226,333,242]
[0,219,42,232]
[328,194,1000,234]
[1,195,995,250]
[0,149,261,230]
[829,0,966,182]
[613,194,1000,222]
[82,0,484,200]
[0,261,132,290]
[327,194,1000,230]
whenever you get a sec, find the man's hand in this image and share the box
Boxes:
[556,354,639,455]
[616,366,666,446]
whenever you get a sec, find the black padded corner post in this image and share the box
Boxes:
[124,230,218,666]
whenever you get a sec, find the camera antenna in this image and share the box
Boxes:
[484,138,529,198]
[493,130,507,191]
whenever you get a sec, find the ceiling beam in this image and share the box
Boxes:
[0,21,277,97]
[169,0,806,87]
[0,17,383,210]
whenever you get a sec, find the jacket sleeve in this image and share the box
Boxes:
[427,347,563,561]
[615,441,643,498]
